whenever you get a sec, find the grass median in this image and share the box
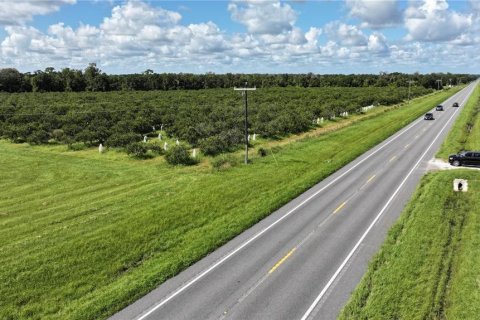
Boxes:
[437,83,480,158]
[338,170,480,320]
[0,88,461,319]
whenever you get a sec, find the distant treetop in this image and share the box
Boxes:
[0,64,477,93]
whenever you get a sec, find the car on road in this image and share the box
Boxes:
[449,151,480,166]
[452,102,459,107]
[436,105,444,111]
[424,112,434,120]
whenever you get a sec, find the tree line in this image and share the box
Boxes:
[0,63,477,93]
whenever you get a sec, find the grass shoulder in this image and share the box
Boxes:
[437,82,480,159]
[339,170,480,320]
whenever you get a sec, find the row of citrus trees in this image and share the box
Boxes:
[0,86,432,161]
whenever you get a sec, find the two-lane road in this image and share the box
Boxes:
[111,82,478,320]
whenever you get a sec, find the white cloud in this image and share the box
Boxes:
[368,32,389,54]
[346,0,401,28]
[305,27,321,45]
[325,22,367,47]
[228,0,297,35]
[259,27,306,45]
[187,22,229,53]
[0,1,232,70]
[0,0,76,26]
[471,0,480,12]
[404,0,472,42]
[1,0,479,74]
[101,1,181,35]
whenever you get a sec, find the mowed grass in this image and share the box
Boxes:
[437,83,480,158]
[0,89,460,319]
[338,170,480,320]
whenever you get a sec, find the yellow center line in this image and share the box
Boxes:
[333,201,347,214]
[389,155,397,162]
[268,248,296,274]
[366,174,376,184]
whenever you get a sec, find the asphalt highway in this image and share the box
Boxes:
[111,82,478,320]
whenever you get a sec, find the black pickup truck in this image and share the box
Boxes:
[449,151,480,166]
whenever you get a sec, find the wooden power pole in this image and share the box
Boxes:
[234,82,256,164]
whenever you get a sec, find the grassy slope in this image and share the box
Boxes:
[340,83,480,320]
[338,170,480,320]
[437,83,480,158]
[0,89,459,319]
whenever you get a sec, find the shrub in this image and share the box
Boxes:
[149,142,165,155]
[165,145,197,165]
[26,129,49,145]
[126,142,151,159]
[211,154,240,171]
[199,136,227,156]
[52,129,65,142]
[67,142,87,151]
[258,147,267,157]
[107,132,140,147]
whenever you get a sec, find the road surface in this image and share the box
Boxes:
[111,82,478,320]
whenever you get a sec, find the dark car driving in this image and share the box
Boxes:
[449,151,480,167]
[424,112,434,120]
[452,102,459,107]
[436,105,444,111]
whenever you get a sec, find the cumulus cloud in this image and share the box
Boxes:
[101,1,181,35]
[404,0,472,42]
[1,0,478,73]
[0,0,385,73]
[259,27,306,45]
[471,0,480,12]
[0,1,232,70]
[0,0,76,26]
[368,32,389,54]
[228,0,297,35]
[325,22,367,47]
[346,0,401,28]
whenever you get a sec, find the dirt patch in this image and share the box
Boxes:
[427,158,480,172]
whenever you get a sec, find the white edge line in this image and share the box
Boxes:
[135,85,472,320]
[300,82,476,320]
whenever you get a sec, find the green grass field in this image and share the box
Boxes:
[340,83,480,320]
[0,88,460,319]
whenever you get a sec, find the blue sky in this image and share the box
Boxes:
[0,0,479,74]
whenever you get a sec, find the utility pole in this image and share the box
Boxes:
[436,79,442,90]
[407,80,415,104]
[234,82,256,164]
